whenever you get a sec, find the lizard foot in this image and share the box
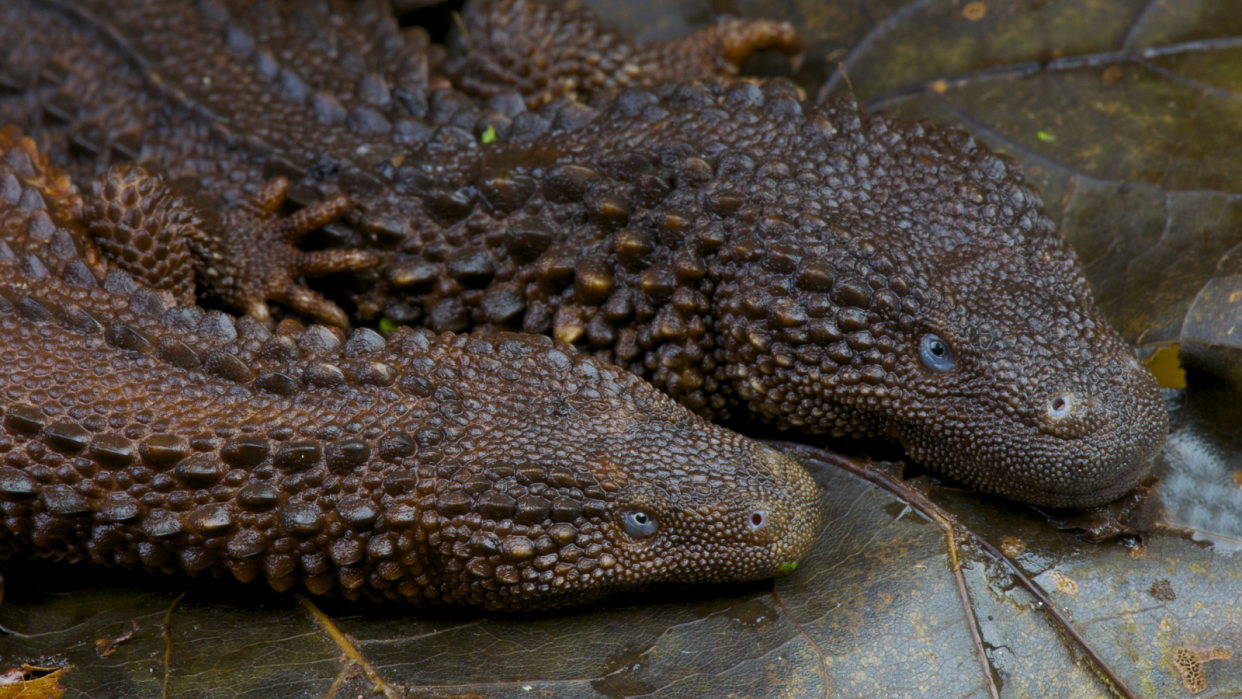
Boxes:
[448,0,804,108]
[0,125,84,232]
[88,165,379,327]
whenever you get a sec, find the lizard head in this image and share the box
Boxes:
[427,333,822,610]
[711,94,1167,508]
[882,234,1168,509]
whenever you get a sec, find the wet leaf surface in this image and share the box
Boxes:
[5,441,1242,698]
[5,0,1242,696]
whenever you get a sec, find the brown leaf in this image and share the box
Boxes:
[0,666,70,699]
[5,1,1242,697]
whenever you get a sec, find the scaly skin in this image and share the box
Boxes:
[0,130,820,610]
[0,0,1167,506]
[442,0,804,108]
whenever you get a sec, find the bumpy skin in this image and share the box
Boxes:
[0,131,820,610]
[0,0,1167,507]
[88,165,377,327]
[443,0,803,108]
[0,0,797,326]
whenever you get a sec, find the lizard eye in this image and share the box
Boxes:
[919,334,955,373]
[621,510,658,539]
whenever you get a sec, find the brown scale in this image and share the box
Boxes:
[359,79,1167,507]
[88,165,378,327]
[442,0,803,108]
[0,1,1167,507]
[0,0,792,325]
[0,132,821,609]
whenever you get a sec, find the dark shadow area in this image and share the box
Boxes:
[394,0,469,43]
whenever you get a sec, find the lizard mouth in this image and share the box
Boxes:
[897,398,1167,509]
[1022,453,1160,509]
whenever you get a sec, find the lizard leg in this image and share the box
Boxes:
[217,178,377,328]
[86,164,198,305]
[0,125,85,237]
[445,0,803,108]
[86,164,379,327]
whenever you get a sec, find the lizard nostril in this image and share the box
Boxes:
[1048,393,1074,420]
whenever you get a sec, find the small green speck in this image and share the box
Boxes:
[1036,130,1056,142]
[379,318,399,333]
[480,126,497,144]
[778,562,798,576]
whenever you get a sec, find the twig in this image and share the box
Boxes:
[297,595,400,699]
[161,591,187,699]
[771,587,831,699]
[769,442,1136,699]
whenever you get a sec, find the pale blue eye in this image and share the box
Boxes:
[919,334,955,372]
[621,510,658,539]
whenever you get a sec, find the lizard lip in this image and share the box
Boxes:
[1034,455,1159,508]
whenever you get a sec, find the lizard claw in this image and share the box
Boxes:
[217,177,379,328]
[88,165,379,327]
